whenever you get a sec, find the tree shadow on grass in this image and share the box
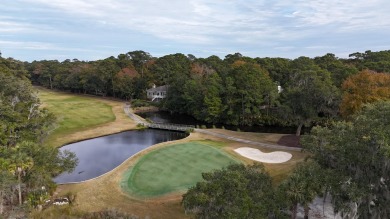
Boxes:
[277,135,301,148]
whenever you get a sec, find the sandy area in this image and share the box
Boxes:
[234,147,292,163]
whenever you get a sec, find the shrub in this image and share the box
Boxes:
[131,99,151,108]
[185,128,194,134]
[136,123,147,129]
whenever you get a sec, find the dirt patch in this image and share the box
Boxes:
[277,134,301,147]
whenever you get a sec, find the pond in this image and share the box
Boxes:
[54,129,188,184]
[137,111,299,134]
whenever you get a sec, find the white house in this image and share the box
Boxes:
[277,85,283,93]
[146,84,169,101]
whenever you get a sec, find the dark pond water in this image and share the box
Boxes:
[137,111,298,134]
[54,129,187,184]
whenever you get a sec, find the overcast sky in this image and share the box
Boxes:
[1,0,390,61]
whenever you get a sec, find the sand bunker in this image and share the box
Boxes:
[234,147,292,163]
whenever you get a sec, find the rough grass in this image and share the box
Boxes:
[37,88,136,147]
[126,141,240,197]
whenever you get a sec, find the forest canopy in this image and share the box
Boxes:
[23,49,390,135]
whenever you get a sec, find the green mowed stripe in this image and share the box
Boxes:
[38,90,115,144]
[126,142,240,197]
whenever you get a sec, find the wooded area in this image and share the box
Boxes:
[25,50,390,134]
[0,57,77,216]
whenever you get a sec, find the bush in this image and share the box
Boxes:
[131,99,151,108]
[185,128,194,134]
[65,192,77,205]
[136,123,147,129]
[182,164,282,218]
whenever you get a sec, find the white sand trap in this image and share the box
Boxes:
[234,147,292,163]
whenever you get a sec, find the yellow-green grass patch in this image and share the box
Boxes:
[124,141,241,198]
[37,89,116,146]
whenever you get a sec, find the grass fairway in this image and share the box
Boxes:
[36,88,136,147]
[125,141,240,197]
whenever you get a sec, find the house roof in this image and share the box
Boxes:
[147,85,169,92]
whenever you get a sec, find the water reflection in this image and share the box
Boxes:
[54,129,187,184]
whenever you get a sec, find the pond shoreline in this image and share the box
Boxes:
[54,129,188,184]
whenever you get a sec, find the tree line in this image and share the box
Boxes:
[25,50,390,135]
[0,57,77,216]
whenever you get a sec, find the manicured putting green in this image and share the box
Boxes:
[124,141,240,197]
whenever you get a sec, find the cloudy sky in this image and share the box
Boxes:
[1,0,390,61]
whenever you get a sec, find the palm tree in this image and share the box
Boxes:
[279,161,325,219]
[281,173,305,219]
[9,144,34,205]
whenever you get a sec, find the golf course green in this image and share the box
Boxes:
[124,141,240,197]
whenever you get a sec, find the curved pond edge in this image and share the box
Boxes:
[56,131,191,185]
[55,128,143,149]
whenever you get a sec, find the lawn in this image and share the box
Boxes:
[124,141,241,197]
[36,88,136,147]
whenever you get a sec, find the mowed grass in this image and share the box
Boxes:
[37,88,116,146]
[126,141,240,197]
